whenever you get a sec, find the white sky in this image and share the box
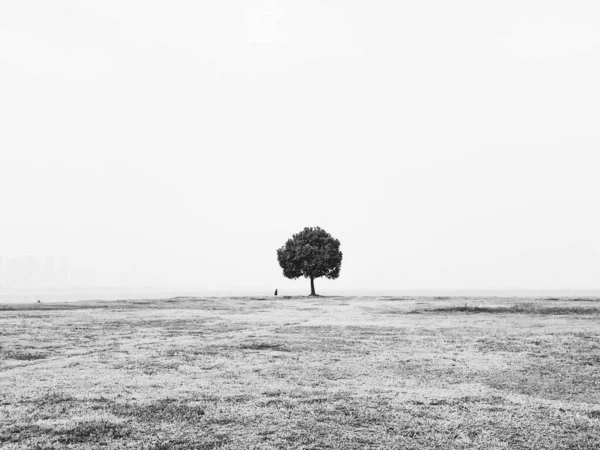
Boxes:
[1,1,599,294]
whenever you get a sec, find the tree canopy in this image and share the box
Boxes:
[276,226,343,296]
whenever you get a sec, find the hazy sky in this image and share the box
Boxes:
[1,1,599,294]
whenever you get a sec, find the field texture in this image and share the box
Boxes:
[1,296,600,449]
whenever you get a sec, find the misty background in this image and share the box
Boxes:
[1,1,599,301]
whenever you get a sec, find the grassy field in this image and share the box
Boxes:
[1,296,599,449]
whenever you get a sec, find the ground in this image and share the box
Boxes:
[1,296,599,449]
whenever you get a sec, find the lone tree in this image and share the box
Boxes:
[277,226,343,296]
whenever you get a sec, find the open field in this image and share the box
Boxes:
[1,296,600,449]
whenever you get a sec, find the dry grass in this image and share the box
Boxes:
[416,303,600,315]
[1,296,599,449]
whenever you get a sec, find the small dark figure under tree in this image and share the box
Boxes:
[277,226,343,296]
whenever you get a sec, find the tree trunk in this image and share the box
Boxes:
[310,277,316,296]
